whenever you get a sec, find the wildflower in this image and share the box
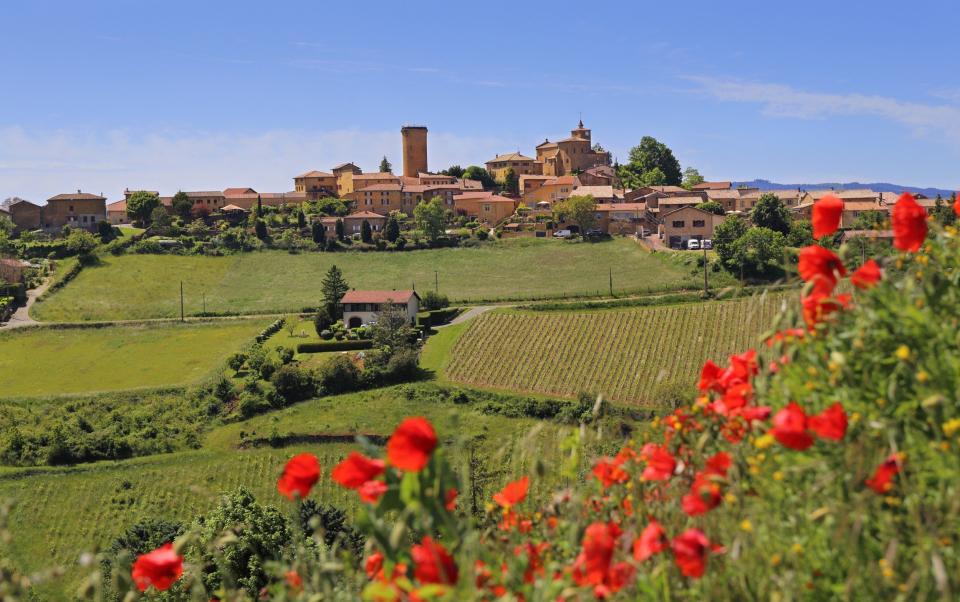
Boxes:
[943,418,960,438]
[954,195,960,217]
[671,529,711,578]
[851,259,882,289]
[773,471,784,481]
[493,476,529,509]
[445,488,458,511]
[640,444,676,481]
[808,402,848,441]
[515,541,549,584]
[331,451,385,489]
[802,291,851,328]
[365,552,384,579]
[771,402,814,450]
[866,453,904,494]
[791,543,803,555]
[571,522,634,597]
[740,520,753,532]
[770,553,782,567]
[633,520,667,562]
[917,370,929,383]
[285,570,302,591]
[799,245,847,295]
[411,536,458,585]
[386,417,437,472]
[592,457,629,488]
[812,194,843,238]
[754,433,775,449]
[358,480,388,504]
[131,543,183,592]
[895,345,910,361]
[891,193,928,252]
[277,453,321,500]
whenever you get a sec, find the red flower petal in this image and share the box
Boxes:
[771,402,814,450]
[809,402,848,441]
[851,259,882,290]
[358,480,388,504]
[641,445,676,481]
[493,476,529,508]
[671,529,711,578]
[892,193,927,252]
[798,245,847,296]
[411,536,458,585]
[131,543,183,592]
[634,520,667,562]
[277,453,321,500]
[592,457,629,489]
[445,488,458,511]
[866,453,903,494]
[812,194,843,239]
[331,451,385,489]
[386,417,437,472]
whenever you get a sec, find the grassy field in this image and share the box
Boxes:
[0,385,578,598]
[436,292,790,405]
[0,319,268,398]
[30,238,704,322]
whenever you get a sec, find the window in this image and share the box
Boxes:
[693,220,705,227]
[672,220,685,228]
[483,204,491,212]
[69,205,74,212]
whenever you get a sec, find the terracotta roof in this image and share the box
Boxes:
[223,187,257,196]
[705,189,741,200]
[220,204,248,212]
[107,200,127,211]
[486,152,535,163]
[345,211,387,219]
[10,199,41,208]
[658,196,706,205]
[536,139,558,148]
[295,170,334,178]
[573,185,618,199]
[453,191,495,200]
[331,162,361,171]
[47,192,106,202]
[807,189,878,200]
[842,200,885,211]
[471,195,516,204]
[585,165,616,176]
[356,183,402,192]
[691,181,731,190]
[401,185,430,193]
[354,173,399,181]
[458,179,484,190]
[595,203,646,211]
[341,290,419,304]
[660,206,717,218]
[760,190,802,199]
[184,191,225,197]
[418,172,455,180]
[841,229,894,239]
[550,176,579,186]
[644,185,688,194]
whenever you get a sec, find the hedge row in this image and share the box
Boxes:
[296,340,372,353]
[255,318,285,343]
[416,307,461,328]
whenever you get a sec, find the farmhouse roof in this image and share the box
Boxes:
[10,198,41,208]
[658,196,706,205]
[341,290,419,304]
[660,206,716,219]
[572,185,618,199]
[223,187,257,196]
[595,203,646,211]
[184,191,225,197]
[486,152,534,163]
[807,189,878,200]
[295,170,334,178]
[107,200,127,211]
[47,192,106,202]
[691,181,731,190]
[357,183,402,192]
[354,173,399,181]
[220,204,248,212]
[345,211,387,219]
[453,191,495,200]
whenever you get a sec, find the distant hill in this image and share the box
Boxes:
[733,179,956,198]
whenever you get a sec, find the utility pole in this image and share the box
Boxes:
[434,270,439,293]
[702,244,709,296]
[609,267,613,296]
[180,281,184,322]
[202,291,206,314]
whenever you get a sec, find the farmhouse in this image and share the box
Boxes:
[0,258,30,284]
[341,290,420,328]
[454,194,517,224]
[43,192,107,232]
[660,206,721,248]
[8,199,43,232]
[106,200,129,225]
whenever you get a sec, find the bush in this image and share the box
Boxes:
[316,354,360,394]
[297,340,371,353]
[270,364,316,403]
[421,290,450,311]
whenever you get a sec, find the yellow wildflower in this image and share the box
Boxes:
[740,520,753,532]
[917,370,929,383]
[754,434,776,449]
[770,553,782,567]
[749,466,761,476]
[791,543,803,555]
[773,471,784,481]
[724,493,737,504]
[895,345,911,361]
[943,418,960,438]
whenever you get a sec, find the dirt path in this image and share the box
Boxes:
[0,278,51,330]
[438,305,499,327]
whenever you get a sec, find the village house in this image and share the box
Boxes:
[660,206,722,249]
[8,199,43,232]
[106,200,129,225]
[577,165,618,187]
[332,163,363,196]
[340,290,420,328]
[521,175,580,205]
[572,185,622,203]
[0,258,30,284]
[485,152,541,180]
[319,211,387,237]
[453,193,517,224]
[293,171,338,199]
[42,192,107,232]
[593,203,653,236]
[536,121,610,176]
[794,189,885,228]
[518,175,556,196]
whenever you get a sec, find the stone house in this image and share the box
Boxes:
[340,290,420,328]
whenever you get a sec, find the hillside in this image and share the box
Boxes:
[734,178,956,197]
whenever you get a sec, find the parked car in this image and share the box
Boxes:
[702,239,713,250]
[585,228,605,238]
[686,239,701,250]
[553,229,573,238]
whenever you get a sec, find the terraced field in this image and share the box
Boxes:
[442,293,790,404]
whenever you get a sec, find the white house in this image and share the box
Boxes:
[340,290,421,328]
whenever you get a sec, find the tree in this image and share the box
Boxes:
[321,264,349,319]
[385,214,400,242]
[97,220,115,242]
[361,219,372,243]
[311,220,326,245]
[308,197,349,216]
[422,290,449,311]
[297,209,306,229]
[370,304,416,353]
[125,191,160,223]
[501,168,519,195]
[750,193,791,234]
[930,194,957,226]
[313,305,333,336]
[713,215,749,269]
[729,227,786,280]
[851,210,889,230]
[227,352,246,374]
[682,167,705,189]
[787,219,814,247]
[554,194,598,234]
[462,166,497,189]
[696,201,725,215]
[171,191,193,219]
[256,194,263,216]
[65,230,99,256]
[254,219,267,239]
[149,206,172,233]
[414,197,446,244]
[335,218,345,241]
[618,136,682,188]
[639,167,666,186]
[379,156,393,173]
[441,165,465,178]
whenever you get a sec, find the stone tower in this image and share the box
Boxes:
[401,125,428,177]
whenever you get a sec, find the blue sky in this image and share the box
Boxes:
[2,0,959,201]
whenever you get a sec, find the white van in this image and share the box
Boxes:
[686,239,701,250]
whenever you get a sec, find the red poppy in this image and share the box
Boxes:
[633,520,667,562]
[386,417,437,472]
[358,479,388,504]
[131,543,184,592]
[285,570,302,590]
[515,541,550,584]
[698,360,724,392]
[365,552,384,579]
[866,453,903,494]
[277,453,321,500]
[681,472,723,516]
[671,529,711,578]
[571,522,633,598]
[809,402,848,441]
[493,476,529,508]
[705,451,732,475]
[411,536,458,585]
[331,451,385,489]
[891,193,928,252]
[954,195,960,217]
[445,488,458,511]
[851,259,882,289]
[770,402,814,450]
[802,291,850,328]
[641,444,676,481]
[798,245,847,296]
[812,194,844,238]
[592,457,629,488]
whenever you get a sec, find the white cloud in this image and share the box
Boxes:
[686,76,960,142]
[0,127,509,202]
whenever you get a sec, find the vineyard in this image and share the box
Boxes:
[443,293,790,405]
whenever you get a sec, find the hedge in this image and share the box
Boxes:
[296,340,372,353]
[416,307,461,328]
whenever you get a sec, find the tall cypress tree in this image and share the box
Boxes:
[311,220,326,245]
[321,265,349,319]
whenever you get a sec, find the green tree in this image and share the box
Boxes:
[335,218,345,241]
[592,143,613,166]
[713,215,749,269]
[618,136,682,188]
[696,201,725,215]
[730,227,786,280]
[462,166,497,189]
[65,229,99,256]
[414,197,446,244]
[379,156,393,173]
[125,191,160,223]
[750,193,791,234]
[682,167,705,189]
[321,264,349,319]
[311,220,326,245]
[930,194,957,226]
[787,219,814,247]
[97,220,115,242]
[171,191,193,219]
[500,168,519,195]
[309,197,348,216]
[313,305,333,336]
[256,194,263,216]
[852,210,889,230]
[639,167,667,186]
[370,303,416,353]
[254,219,267,239]
[296,209,306,229]
[554,194,598,234]
[361,219,372,243]
[385,214,400,242]
[149,206,172,233]
[441,165,465,178]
